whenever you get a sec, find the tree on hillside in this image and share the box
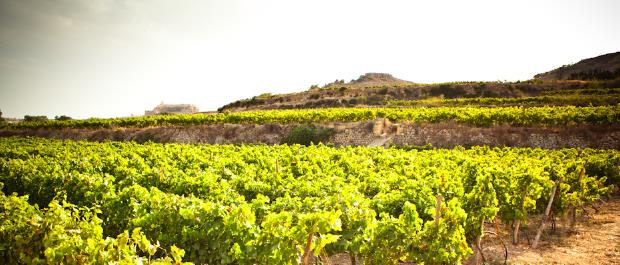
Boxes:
[55,115,72,121]
[24,115,48,122]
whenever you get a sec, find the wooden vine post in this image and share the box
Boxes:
[532,177,562,249]
[474,217,486,264]
[349,253,357,265]
[493,218,508,264]
[513,186,528,244]
[301,229,315,265]
[571,162,587,228]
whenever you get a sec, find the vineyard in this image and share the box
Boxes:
[1,105,619,130]
[1,5,619,265]
[386,94,620,107]
[1,137,618,264]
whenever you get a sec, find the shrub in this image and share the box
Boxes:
[281,124,335,146]
[367,95,384,105]
[257,93,273,98]
[23,115,48,122]
[393,143,434,151]
[54,115,72,121]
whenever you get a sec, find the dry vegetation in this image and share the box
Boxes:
[219,52,620,112]
[219,78,620,112]
[535,51,620,81]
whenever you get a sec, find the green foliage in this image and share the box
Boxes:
[414,199,471,264]
[567,68,620,80]
[542,87,620,95]
[360,202,423,264]
[0,187,189,264]
[23,115,48,122]
[392,143,434,151]
[54,115,72,121]
[3,105,619,129]
[387,94,620,107]
[462,163,499,241]
[281,125,336,146]
[0,137,618,264]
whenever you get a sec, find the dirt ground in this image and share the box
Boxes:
[325,196,620,265]
[480,196,620,265]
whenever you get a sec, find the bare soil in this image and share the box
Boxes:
[479,196,620,265]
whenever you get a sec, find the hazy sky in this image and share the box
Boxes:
[1,0,619,118]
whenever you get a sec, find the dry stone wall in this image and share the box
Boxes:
[328,121,619,149]
[1,120,618,149]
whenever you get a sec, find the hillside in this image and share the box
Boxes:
[219,78,619,112]
[534,51,620,80]
[319,73,415,89]
[2,52,619,149]
[219,53,620,112]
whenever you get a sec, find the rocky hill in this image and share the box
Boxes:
[534,51,620,80]
[336,73,414,88]
[219,53,620,112]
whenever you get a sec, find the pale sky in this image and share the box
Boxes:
[0,0,619,118]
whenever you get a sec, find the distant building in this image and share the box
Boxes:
[2,117,19,123]
[145,102,199,116]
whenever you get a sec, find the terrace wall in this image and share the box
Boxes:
[1,121,618,149]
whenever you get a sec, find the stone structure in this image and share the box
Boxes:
[1,121,618,149]
[145,102,199,116]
